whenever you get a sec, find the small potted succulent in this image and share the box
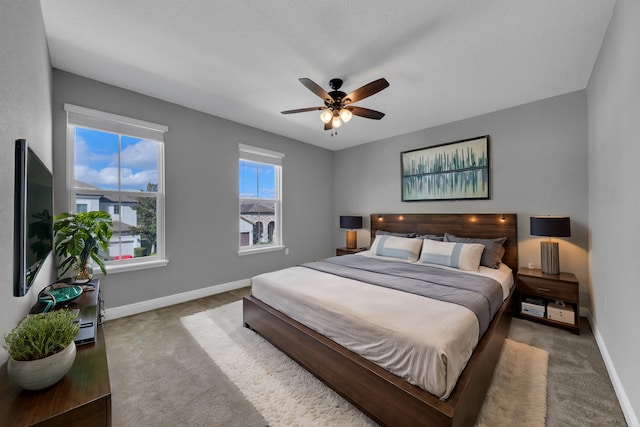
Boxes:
[3,310,80,390]
[54,211,113,282]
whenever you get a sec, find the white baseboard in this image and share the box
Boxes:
[104,278,250,321]
[586,313,639,427]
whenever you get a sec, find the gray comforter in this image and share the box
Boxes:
[302,255,503,337]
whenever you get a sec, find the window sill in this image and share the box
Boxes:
[99,258,170,275]
[237,245,285,256]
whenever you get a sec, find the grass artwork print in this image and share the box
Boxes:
[401,135,490,201]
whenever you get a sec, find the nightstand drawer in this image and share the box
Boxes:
[518,275,577,302]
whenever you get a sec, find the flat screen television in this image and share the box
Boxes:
[13,139,54,297]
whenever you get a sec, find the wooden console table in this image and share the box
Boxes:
[0,279,111,426]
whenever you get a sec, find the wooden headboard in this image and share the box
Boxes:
[370,213,518,273]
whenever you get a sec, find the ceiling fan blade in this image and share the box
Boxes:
[348,106,386,120]
[281,106,326,114]
[343,78,389,104]
[299,78,333,102]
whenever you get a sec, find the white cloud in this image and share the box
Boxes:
[120,168,158,190]
[121,139,158,170]
[75,165,119,188]
[74,138,159,190]
[74,136,118,168]
[75,165,157,191]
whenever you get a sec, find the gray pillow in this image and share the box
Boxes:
[416,234,444,241]
[444,233,506,269]
[375,230,417,238]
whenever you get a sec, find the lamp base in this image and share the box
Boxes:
[346,230,357,249]
[540,241,560,274]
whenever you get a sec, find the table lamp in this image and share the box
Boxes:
[340,215,362,249]
[530,216,571,274]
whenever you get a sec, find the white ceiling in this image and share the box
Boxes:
[39,0,615,151]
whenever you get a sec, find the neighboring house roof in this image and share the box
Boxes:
[111,219,135,234]
[74,179,100,189]
[75,180,141,204]
[240,202,274,215]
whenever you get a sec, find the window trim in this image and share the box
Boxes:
[65,103,168,273]
[238,144,284,255]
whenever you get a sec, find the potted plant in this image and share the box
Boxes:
[54,211,113,282]
[3,310,80,390]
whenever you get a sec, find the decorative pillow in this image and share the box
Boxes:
[444,234,506,269]
[370,231,417,253]
[418,239,484,271]
[372,235,423,261]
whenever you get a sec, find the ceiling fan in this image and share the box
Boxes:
[281,77,389,131]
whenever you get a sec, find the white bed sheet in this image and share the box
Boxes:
[250,254,513,400]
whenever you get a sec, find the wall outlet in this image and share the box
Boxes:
[285,248,289,255]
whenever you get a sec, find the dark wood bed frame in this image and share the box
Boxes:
[243,213,518,427]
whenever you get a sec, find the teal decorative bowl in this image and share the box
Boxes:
[38,285,83,312]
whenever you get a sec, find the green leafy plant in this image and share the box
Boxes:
[54,211,113,279]
[129,183,158,253]
[3,310,80,361]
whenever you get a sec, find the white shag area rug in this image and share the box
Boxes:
[181,301,548,427]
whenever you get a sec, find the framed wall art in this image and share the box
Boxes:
[401,135,490,201]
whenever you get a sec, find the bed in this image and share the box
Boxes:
[243,213,518,426]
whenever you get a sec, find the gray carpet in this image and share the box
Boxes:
[104,288,627,426]
[104,288,267,427]
[508,317,627,426]
[182,301,548,427]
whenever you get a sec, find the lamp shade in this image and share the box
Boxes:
[320,109,333,123]
[340,108,353,123]
[340,215,362,230]
[530,216,571,237]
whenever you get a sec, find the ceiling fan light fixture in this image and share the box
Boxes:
[332,112,343,128]
[320,109,333,123]
[339,108,352,123]
[282,77,389,132]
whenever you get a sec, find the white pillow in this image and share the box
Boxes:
[371,235,423,262]
[418,239,484,271]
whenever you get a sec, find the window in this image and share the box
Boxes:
[65,104,168,273]
[238,144,284,254]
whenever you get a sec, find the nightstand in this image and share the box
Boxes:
[336,247,367,256]
[517,267,580,334]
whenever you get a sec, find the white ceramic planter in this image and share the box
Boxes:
[8,341,76,390]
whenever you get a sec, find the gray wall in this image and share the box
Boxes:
[587,0,640,423]
[0,0,55,364]
[52,70,334,308]
[333,91,590,306]
[2,4,634,421]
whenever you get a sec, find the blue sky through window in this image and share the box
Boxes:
[239,160,276,199]
[74,127,158,191]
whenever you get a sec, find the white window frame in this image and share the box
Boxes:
[64,103,169,274]
[238,143,284,256]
